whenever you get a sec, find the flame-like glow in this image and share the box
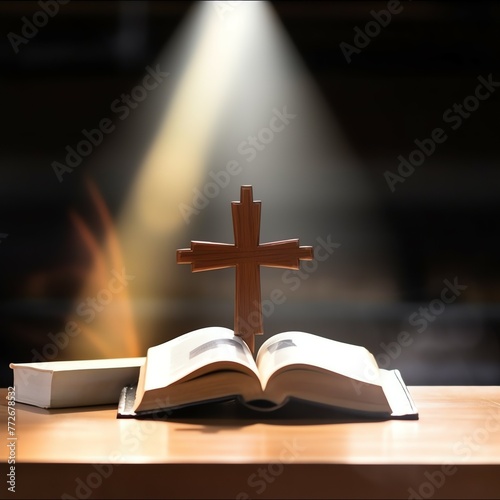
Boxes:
[67,178,140,359]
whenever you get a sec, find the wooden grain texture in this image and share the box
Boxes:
[1,387,499,499]
[177,185,313,352]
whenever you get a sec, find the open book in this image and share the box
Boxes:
[119,327,418,419]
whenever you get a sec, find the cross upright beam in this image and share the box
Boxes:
[177,185,313,353]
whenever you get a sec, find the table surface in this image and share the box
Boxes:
[1,386,500,499]
[2,386,499,465]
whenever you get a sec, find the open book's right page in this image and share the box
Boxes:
[256,332,418,419]
[257,332,383,391]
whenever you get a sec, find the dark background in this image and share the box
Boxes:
[1,1,499,386]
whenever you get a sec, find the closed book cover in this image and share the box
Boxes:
[10,358,144,408]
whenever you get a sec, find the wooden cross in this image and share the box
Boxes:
[177,185,313,353]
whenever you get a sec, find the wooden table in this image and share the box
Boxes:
[1,387,499,499]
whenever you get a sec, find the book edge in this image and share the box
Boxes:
[9,357,145,372]
[384,369,419,420]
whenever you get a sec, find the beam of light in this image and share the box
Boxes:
[118,2,261,234]
[73,0,397,356]
[114,2,287,348]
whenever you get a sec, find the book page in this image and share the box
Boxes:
[143,326,259,392]
[256,331,381,390]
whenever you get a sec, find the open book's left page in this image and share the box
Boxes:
[140,327,259,393]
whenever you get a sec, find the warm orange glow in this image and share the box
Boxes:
[66,178,140,359]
